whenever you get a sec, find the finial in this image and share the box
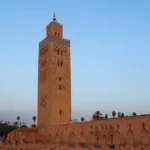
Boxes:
[53,13,56,21]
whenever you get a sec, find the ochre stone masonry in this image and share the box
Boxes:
[38,13,71,126]
[2,14,150,150]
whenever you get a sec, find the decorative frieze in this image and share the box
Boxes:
[40,70,47,83]
[40,94,47,108]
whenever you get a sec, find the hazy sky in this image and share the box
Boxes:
[0,0,150,125]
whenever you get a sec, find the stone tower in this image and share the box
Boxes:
[38,14,71,126]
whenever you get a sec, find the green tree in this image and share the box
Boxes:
[121,113,124,117]
[105,114,108,119]
[92,111,103,121]
[132,112,136,116]
[118,112,121,118]
[112,111,116,118]
[17,116,20,127]
[32,116,36,125]
[0,121,17,138]
[81,117,85,122]
[14,121,18,127]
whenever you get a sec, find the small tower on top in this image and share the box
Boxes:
[46,13,63,39]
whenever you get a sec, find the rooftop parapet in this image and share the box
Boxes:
[62,38,70,43]
[39,35,70,46]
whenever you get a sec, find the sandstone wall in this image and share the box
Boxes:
[38,115,150,146]
[5,115,150,150]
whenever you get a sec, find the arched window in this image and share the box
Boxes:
[61,50,63,56]
[59,85,61,90]
[57,60,63,67]
[55,32,57,36]
[58,33,60,37]
[59,77,61,81]
[61,61,63,67]
[60,110,62,115]
[57,49,60,54]
[142,123,145,128]
[57,61,59,66]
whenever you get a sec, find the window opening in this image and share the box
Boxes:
[59,85,61,90]
[57,49,60,54]
[60,110,62,115]
[61,61,63,66]
[142,123,145,128]
[61,50,63,56]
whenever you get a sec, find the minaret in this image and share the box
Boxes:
[37,14,71,126]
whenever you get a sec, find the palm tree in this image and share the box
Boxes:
[118,112,121,118]
[32,116,36,125]
[17,116,20,127]
[17,116,20,122]
[121,112,124,117]
[112,111,116,118]
[105,114,108,119]
[92,111,103,121]
[14,121,18,127]
[81,117,85,122]
[132,112,136,116]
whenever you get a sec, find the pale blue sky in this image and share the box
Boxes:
[0,0,150,124]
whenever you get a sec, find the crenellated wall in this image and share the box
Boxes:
[38,115,150,146]
[5,115,150,149]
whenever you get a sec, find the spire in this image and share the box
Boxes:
[53,13,56,21]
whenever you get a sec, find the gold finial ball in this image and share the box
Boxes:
[53,13,56,21]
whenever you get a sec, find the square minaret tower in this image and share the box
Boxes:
[38,14,71,126]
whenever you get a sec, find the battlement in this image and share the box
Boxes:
[6,115,150,148]
[39,36,70,49]
[62,38,70,42]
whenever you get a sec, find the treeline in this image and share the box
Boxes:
[1,111,150,137]
[0,116,37,138]
[80,111,150,122]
